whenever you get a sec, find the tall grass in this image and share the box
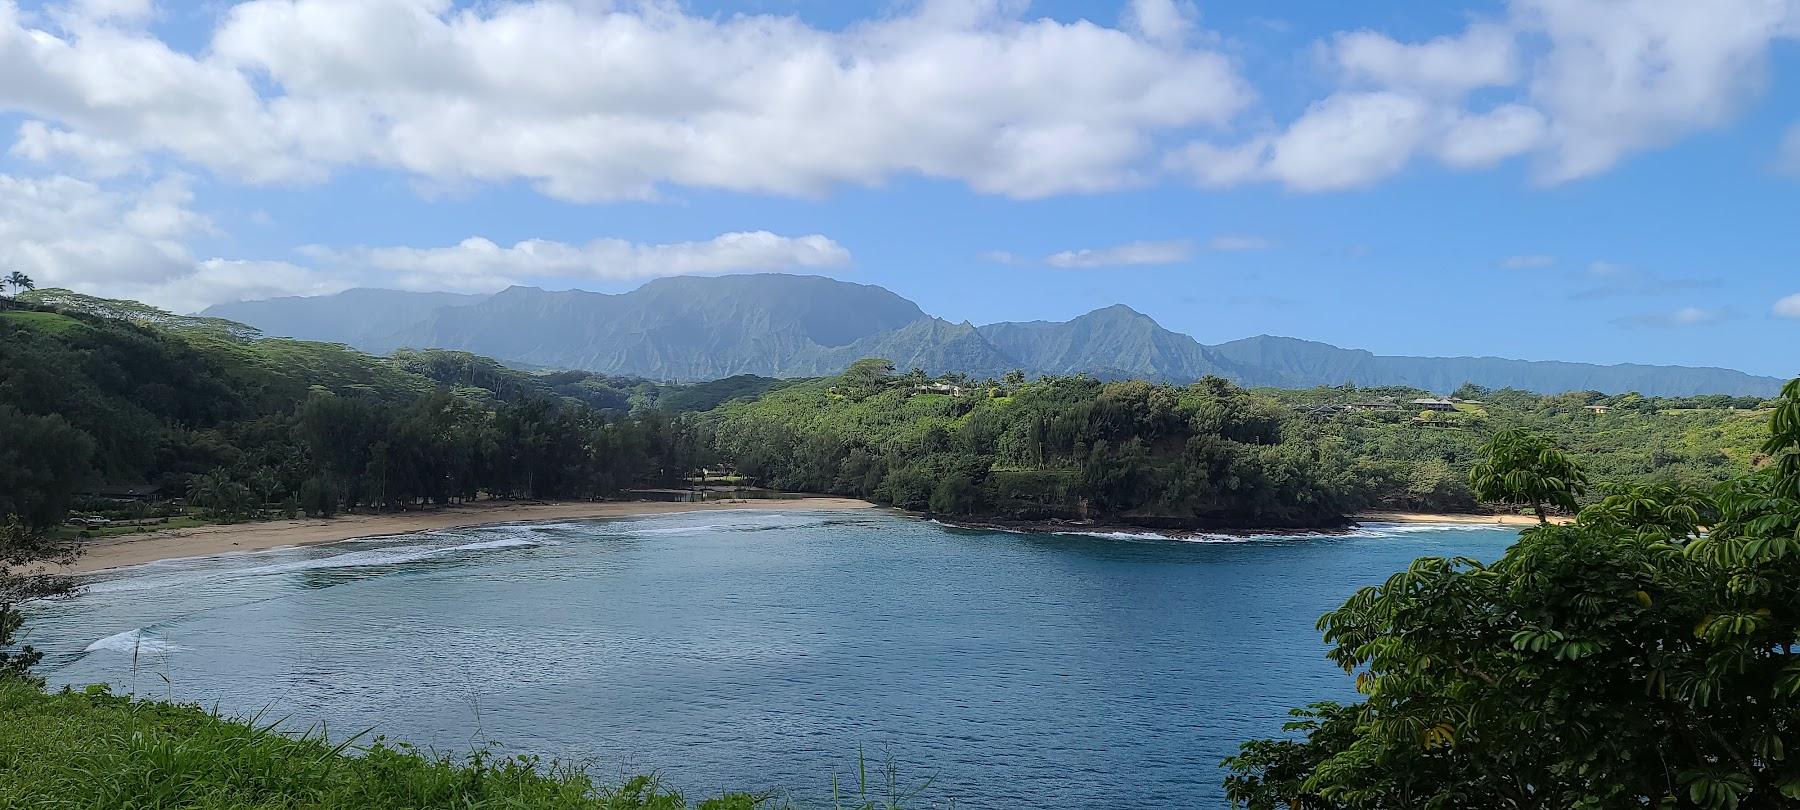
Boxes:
[0,683,942,809]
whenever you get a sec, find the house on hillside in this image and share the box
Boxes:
[1585,404,1611,414]
[1411,398,1458,412]
[915,382,968,397]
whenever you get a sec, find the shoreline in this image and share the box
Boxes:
[64,497,876,574]
[936,510,1556,539]
[64,503,1550,574]
[1355,510,1568,527]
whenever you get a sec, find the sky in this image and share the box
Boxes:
[2,0,1799,377]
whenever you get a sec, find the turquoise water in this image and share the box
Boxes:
[31,510,1519,808]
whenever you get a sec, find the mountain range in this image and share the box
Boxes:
[202,274,1785,396]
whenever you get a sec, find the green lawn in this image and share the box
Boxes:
[0,309,86,335]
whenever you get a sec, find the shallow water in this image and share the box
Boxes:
[29,510,1519,808]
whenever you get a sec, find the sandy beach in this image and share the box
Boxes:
[1355,510,1569,527]
[65,497,875,574]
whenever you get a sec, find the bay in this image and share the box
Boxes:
[31,509,1519,808]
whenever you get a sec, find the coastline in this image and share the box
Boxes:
[65,502,1551,574]
[935,509,1558,540]
[64,497,876,574]
[1355,510,1569,527]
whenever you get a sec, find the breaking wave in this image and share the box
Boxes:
[84,628,189,655]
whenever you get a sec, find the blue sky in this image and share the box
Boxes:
[2,0,1798,377]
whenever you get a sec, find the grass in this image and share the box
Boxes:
[0,683,770,809]
[52,516,212,541]
[0,683,935,810]
[0,309,87,336]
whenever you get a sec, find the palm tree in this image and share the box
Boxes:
[4,271,31,297]
[1468,428,1588,523]
[185,470,231,519]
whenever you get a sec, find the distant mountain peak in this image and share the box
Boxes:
[204,274,1784,396]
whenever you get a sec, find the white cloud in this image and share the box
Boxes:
[1500,254,1555,268]
[1263,92,1436,192]
[315,232,853,293]
[0,0,1252,200]
[1330,23,1519,97]
[1163,137,1270,188]
[0,169,828,309]
[10,120,141,176]
[0,171,349,312]
[1124,0,1199,47]
[978,250,1026,266]
[1776,293,1800,319]
[1520,0,1799,183]
[1207,234,1271,251]
[1171,0,1800,192]
[1045,239,1193,269]
[1437,104,1547,169]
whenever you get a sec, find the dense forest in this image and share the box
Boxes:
[705,360,1775,528]
[0,290,1779,535]
[1222,381,1800,809]
[0,292,713,530]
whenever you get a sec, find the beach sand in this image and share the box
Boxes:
[1355,510,1569,527]
[65,497,876,574]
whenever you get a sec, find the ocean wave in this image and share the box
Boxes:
[85,628,189,655]
[1053,529,1308,544]
[1353,522,1515,534]
[627,524,731,536]
[446,537,561,551]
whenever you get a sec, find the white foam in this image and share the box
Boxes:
[627,524,730,536]
[85,628,189,654]
[446,537,560,551]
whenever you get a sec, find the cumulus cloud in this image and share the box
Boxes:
[0,168,843,309]
[314,232,853,293]
[0,0,1252,200]
[1330,23,1519,97]
[1521,0,1798,183]
[0,171,350,312]
[7,0,1795,204]
[1171,0,1800,192]
[1045,240,1193,269]
[1776,293,1800,319]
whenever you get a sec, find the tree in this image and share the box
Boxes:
[0,407,95,529]
[0,516,80,685]
[3,271,31,297]
[839,358,896,399]
[1223,377,1800,810]
[1467,428,1587,522]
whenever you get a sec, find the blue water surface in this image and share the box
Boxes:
[31,509,1519,809]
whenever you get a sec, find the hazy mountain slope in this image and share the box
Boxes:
[815,318,1021,378]
[205,274,1786,395]
[1210,335,1782,397]
[202,289,485,351]
[391,274,935,380]
[978,304,1238,382]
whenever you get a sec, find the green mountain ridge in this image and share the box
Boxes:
[199,274,1786,396]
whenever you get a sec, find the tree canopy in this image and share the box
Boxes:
[1223,378,1800,810]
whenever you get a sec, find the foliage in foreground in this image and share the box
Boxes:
[0,515,79,684]
[1224,379,1800,809]
[0,683,771,810]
